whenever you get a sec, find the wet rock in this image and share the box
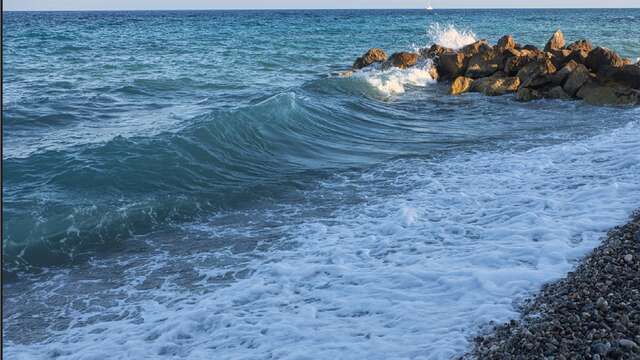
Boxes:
[624,254,633,263]
[438,51,468,79]
[516,87,543,102]
[450,76,473,95]
[466,48,502,78]
[551,60,579,85]
[598,64,640,90]
[576,82,640,106]
[563,63,592,96]
[471,74,520,96]
[383,52,419,69]
[544,29,565,52]
[421,44,452,59]
[585,47,624,72]
[545,86,571,100]
[353,48,388,70]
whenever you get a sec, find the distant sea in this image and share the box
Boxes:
[3,9,640,359]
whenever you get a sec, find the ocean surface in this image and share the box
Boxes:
[3,8,640,359]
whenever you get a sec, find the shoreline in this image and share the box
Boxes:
[463,210,640,359]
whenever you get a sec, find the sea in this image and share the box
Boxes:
[2,8,640,360]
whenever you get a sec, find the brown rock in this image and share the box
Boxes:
[466,48,502,78]
[566,40,593,53]
[438,51,469,79]
[598,64,640,89]
[450,76,474,95]
[565,49,589,65]
[504,53,537,76]
[517,58,556,88]
[516,87,543,102]
[576,82,640,106]
[471,74,521,96]
[585,47,624,72]
[551,60,579,85]
[460,40,491,57]
[544,30,565,52]
[550,49,573,68]
[353,48,388,70]
[497,35,516,51]
[428,67,439,81]
[563,63,592,96]
[383,52,419,70]
[421,44,452,59]
[523,44,540,52]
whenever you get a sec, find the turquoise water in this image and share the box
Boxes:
[3,9,640,359]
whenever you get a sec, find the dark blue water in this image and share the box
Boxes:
[3,9,640,359]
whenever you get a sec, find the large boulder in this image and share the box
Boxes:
[576,82,640,106]
[471,74,521,96]
[497,35,516,51]
[450,76,474,95]
[563,63,592,96]
[504,50,538,76]
[438,51,468,79]
[353,48,388,70]
[516,87,543,102]
[598,64,640,89]
[517,57,556,88]
[383,52,419,70]
[460,40,492,57]
[466,48,502,78]
[551,60,579,85]
[545,85,572,100]
[544,30,565,52]
[585,47,624,72]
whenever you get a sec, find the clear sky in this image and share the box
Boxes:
[3,0,639,11]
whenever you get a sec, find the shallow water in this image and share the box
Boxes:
[3,8,640,360]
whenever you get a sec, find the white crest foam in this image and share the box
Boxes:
[427,23,477,50]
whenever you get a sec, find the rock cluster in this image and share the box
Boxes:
[351,30,640,106]
[462,211,640,359]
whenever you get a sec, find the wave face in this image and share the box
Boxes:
[3,8,640,360]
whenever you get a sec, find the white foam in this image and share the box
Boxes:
[6,119,640,360]
[427,23,477,50]
[354,64,437,96]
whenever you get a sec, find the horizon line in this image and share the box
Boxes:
[3,7,640,12]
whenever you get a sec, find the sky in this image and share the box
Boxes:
[4,0,639,11]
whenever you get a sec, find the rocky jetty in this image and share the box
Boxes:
[351,30,640,106]
[463,211,640,359]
